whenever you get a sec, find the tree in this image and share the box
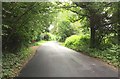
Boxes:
[51,9,76,42]
[2,2,56,53]
[67,2,119,48]
[58,21,75,42]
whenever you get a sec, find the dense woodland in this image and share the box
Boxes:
[2,2,120,78]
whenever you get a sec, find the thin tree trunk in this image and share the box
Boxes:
[89,16,96,48]
[118,24,120,45]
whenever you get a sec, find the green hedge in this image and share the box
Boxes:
[65,35,89,51]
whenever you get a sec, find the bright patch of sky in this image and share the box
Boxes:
[50,0,72,4]
[48,24,54,31]
[59,0,69,2]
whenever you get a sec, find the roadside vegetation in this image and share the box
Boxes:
[2,40,47,79]
[65,35,120,67]
[2,1,120,79]
[3,48,31,78]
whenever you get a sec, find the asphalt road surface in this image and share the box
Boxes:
[18,41,118,77]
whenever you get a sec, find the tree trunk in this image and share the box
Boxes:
[89,16,96,48]
[118,24,120,45]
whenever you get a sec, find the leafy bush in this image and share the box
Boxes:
[87,45,119,67]
[100,37,113,50]
[47,33,57,41]
[65,34,90,51]
[103,45,119,67]
[65,35,80,50]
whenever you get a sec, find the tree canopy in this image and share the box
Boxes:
[2,2,56,52]
[2,2,119,52]
[2,2,120,78]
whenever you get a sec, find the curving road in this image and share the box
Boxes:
[18,41,118,77]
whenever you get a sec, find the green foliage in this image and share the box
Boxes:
[83,45,119,67]
[2,3,119,77]
[71,2,119,48]
[65,35,80,50]
[51,9,79,42]
[33,40,48,46]
[2,48,31,78]
[53,21,75,42]
[47,33,57,41]
[2,2,56,53]
[65,34,90,51]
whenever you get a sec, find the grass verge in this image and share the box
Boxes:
[33,40,48,46]
[59,42,65,46]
